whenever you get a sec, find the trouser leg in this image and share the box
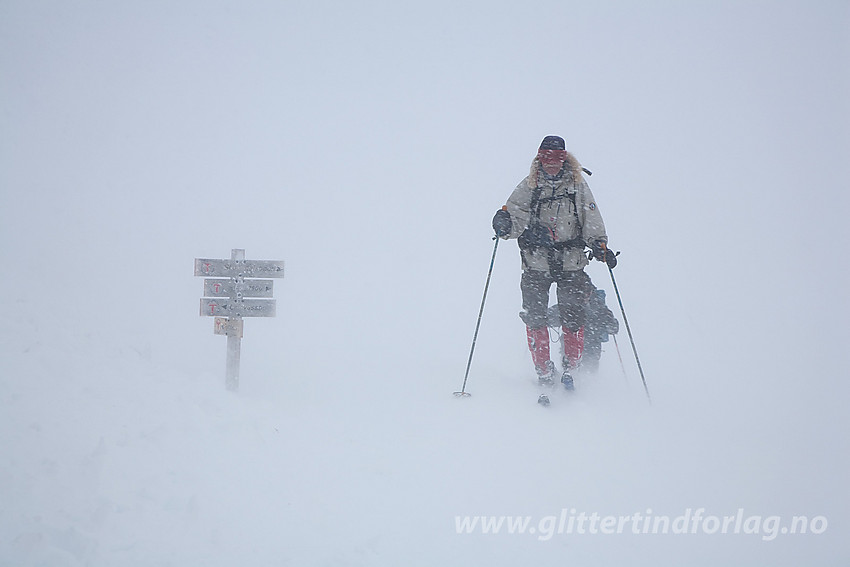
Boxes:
[520,270,553,373]
[555,270,592,331]
[526,327,550,373]
[556,270,593,369]
[562,326,585,370]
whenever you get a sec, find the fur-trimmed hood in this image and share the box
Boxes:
[502,149,606,274]
[527,151,584,190]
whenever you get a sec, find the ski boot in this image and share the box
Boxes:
[560,370,575,391]
[536,360,556,386]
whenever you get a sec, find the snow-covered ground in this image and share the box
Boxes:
[2,1,848,565]
[2,257,847,565]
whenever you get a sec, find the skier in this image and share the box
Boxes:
[492,135,617,390]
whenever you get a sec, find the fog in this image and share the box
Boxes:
[1,1,848,565]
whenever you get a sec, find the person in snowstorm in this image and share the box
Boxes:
[492,135,617,389]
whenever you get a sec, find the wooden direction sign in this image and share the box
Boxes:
[195,249,284,392]
[203,279,274,298]
[194,258,284,279]
[200,298,276,318]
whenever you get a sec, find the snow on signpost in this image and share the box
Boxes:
[194,249,284,391]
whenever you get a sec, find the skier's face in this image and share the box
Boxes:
[539,149,567,175]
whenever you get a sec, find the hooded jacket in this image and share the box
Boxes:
[503,151,607,274]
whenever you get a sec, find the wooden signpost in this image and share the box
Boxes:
[195,249,284,391]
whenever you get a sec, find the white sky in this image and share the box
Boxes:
[2,0,847,379]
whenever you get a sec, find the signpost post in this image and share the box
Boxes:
[195,249,284,391]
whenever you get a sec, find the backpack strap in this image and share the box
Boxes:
[567,189,583,240]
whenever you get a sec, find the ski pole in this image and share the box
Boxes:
[454,234,501,397]
[602,244,651,403]
[611,333,629,385]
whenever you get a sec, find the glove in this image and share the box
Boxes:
[590,240,617,269]
[518,225,554,251]
[492,208,512,237]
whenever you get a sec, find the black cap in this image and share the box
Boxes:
[539,136,565,151]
